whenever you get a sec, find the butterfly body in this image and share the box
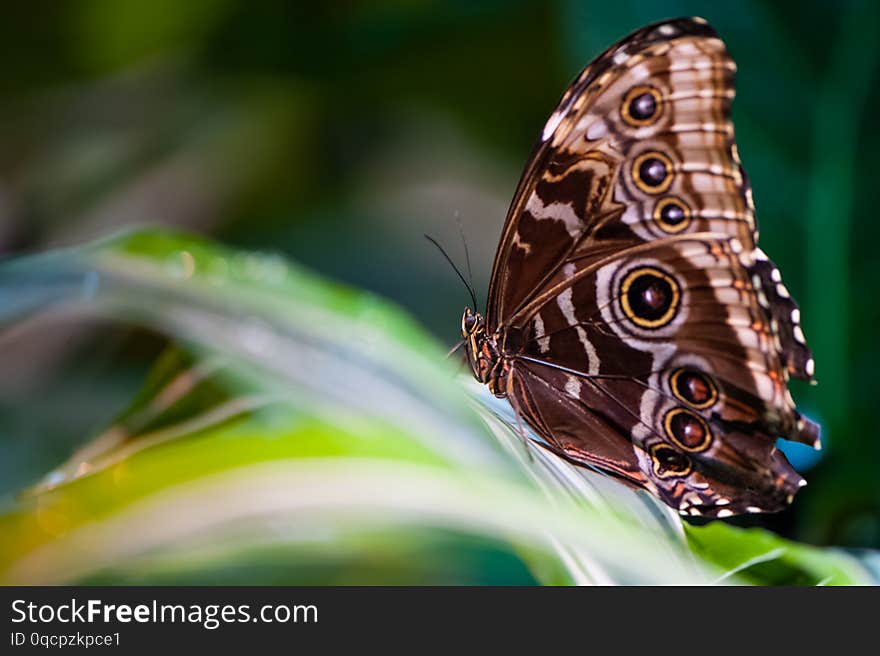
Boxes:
[461,307,507,395]
[463,17,819,517]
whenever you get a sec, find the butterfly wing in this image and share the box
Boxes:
[488,17,817,515]
[487,18,741,327]
[507,236,815,515]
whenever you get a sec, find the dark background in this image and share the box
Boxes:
[0,0,877,548]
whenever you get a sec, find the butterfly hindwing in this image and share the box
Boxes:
[507,364,647,486]
[506,236,813,515]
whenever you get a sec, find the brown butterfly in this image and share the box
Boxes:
[461,17,819,517]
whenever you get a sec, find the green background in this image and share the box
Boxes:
[0,0,877,549]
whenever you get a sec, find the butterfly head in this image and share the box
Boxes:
[460,306,480,335]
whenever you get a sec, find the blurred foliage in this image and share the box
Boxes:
[0,0,878,560]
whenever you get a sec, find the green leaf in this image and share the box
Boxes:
[686,522,874,586]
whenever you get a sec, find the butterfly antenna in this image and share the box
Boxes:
[424,234,479,310]
[454,212,475,299]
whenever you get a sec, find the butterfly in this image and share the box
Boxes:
[460,16,819,517]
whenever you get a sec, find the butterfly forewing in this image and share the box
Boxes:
[487,18,755,330]
[475,17,818,517]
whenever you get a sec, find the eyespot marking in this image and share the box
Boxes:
[650,443,693,479]
[621,85,663,127]
[653,196,691,233]
[664,407,713,452]
[619,266,680,329]
[670,369,718,409]
[632,151,673,194]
